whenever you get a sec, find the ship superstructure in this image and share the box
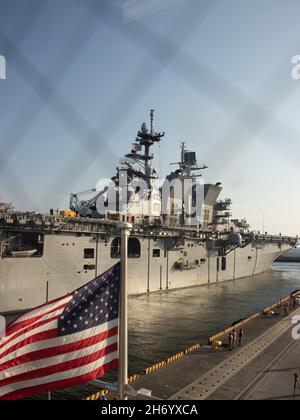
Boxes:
[0,111,298,314]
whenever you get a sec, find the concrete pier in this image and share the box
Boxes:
[129,302,300,400]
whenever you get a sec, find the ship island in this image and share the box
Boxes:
[0,111,297,315]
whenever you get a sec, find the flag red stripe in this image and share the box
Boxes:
[6,302,67,336]
[0,342,118,388]
[0,315,60,353]
[0,329,58,367]
[7,294,71,330]
[0,359,118,400]
[0,326,118,373]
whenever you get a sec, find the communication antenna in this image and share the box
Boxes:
[150,109,154,134]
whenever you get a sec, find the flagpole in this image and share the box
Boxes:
[46,281,51,401]
[118,222,132,400]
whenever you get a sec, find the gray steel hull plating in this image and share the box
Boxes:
[0,233,292,314]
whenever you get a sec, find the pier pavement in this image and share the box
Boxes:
[130,303,300,400]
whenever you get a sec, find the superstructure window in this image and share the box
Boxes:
[84,248,95,259]
[153,249,161,258]
[84,264,96,270]
[222,256,227,271]
[111,238,141,259]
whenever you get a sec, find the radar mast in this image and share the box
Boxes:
[171,142,208,178]
[124,110,165,188]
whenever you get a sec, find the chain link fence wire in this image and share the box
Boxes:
[2,0,299,207]
[0,0,299,399]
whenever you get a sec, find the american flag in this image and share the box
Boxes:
[0,263,120,400]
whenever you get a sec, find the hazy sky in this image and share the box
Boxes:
[0,0,300,235]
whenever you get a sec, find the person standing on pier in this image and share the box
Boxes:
[294,374,299,398]
[238,329,244,347]
[232,330,237,349]
[284,303,289,317]
[228,332,233,350]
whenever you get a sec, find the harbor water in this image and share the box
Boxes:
[127,262,300,374]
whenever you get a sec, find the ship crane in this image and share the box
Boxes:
[70,187,109,218]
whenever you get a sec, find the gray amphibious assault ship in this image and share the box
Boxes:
[0,111,297,314]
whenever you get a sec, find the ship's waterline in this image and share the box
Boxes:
[0,233,293,314]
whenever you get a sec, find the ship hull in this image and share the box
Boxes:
[0,232,292,314]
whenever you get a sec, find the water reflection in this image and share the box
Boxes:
[128,262,300,373]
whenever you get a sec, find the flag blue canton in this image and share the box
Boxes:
[58,263,120,336]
